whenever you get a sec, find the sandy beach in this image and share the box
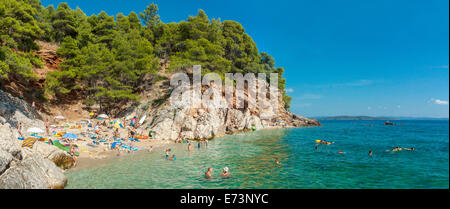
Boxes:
[52,117,292,172]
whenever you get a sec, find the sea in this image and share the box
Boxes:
[65,120,449,189]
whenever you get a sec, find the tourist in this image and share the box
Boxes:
[198,141,201,149]
[188,143,192,151]
[148,146,153,152]
[149,130,153,138]
[129,128,136,139]
[403,147,415,151]
[392,147,401,152]
[205,168,213,178]
[369,150,373,156]
[114,128,120,138]
[70,145,77,167]
[165,148,171,158]
[275,158,281,165]
[338,150,346,154]
[220,167,231,178]
[17,122,23,137]
[45,119,50,136]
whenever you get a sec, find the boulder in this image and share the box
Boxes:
[0,149,67,189]
[32,142,74,170]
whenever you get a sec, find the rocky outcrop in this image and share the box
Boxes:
[136,82,321,141]
[0,90,67,189]
[32,142,74,170]
[0,90,45,138]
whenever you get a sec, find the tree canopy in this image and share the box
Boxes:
[0,0,292,112]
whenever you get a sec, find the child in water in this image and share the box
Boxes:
[169,155,176,160]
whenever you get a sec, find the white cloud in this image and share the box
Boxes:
[434,99,449,105]
[285,88,294,93]
[397,105,401,109]
[368,106,372,110]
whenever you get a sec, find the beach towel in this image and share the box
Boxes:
[111,142,118,149]
[53,141,80,156]
[22,137,38,148]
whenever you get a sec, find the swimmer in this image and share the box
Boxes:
[403,147,415,151]
[220,167,231,177]
[392,147,401,152]
[369,150,373,156]
[315,144,319,151]
[338,150,346,154]
[198,141,201,149]
[205,167,213,178]
[275,158,281,165]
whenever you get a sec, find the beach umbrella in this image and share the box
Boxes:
[98,114,109,119]
[27,127,44,133]
[139,115,147,125]
[54,115,65,120]
[62,133,78,140]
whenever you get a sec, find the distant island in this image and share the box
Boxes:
[315,116,449,121]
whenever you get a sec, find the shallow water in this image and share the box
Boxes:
[66,120,449,189]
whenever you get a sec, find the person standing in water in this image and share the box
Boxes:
[188,143,192,151]
[369,150,373,156]
[165,148,171,158]
[198,141,201,149]
[205,168,213,178]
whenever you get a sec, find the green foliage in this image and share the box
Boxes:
[1,0,292,111]
[139,3,161,29]
[0,0,43,51]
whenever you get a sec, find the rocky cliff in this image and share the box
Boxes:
[0,90,68,189]
[124,75,321,141]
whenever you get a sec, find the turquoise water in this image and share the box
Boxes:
[66,120,449,189]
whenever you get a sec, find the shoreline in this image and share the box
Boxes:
[65,125,306,173]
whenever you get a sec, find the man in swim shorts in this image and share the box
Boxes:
[205,168,213,178]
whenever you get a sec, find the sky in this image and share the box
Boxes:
[41,0,449,118]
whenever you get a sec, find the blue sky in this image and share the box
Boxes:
[41,0,449,118]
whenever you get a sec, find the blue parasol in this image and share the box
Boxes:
[62,133,78,140]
